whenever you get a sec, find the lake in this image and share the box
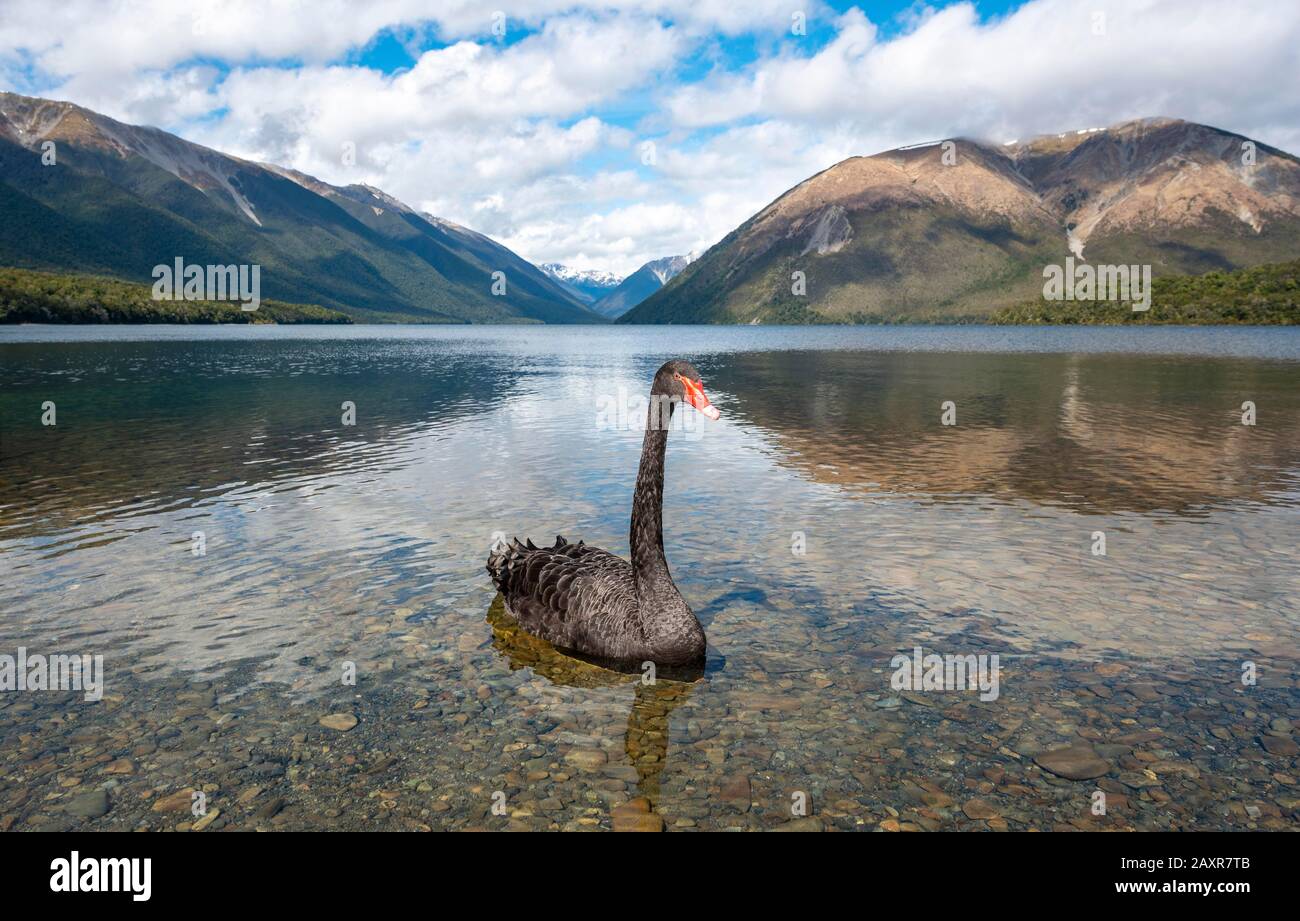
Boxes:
[1,324,1297,831]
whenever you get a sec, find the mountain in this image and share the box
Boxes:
[0,92,599,323]
[592,254,694,318]
[621,118,1300,324]
[539,263,622,304]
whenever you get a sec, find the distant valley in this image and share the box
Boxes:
[541,255,694,318]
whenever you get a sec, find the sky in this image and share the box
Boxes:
[2,0,1298,276]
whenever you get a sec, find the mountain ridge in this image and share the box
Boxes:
[0,91,600,324]
[539,263,623,303]
[622,117,1300,324]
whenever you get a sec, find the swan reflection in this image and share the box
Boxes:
[486,594,701,807]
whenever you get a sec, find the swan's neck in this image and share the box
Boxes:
[628,392,706,663]
[630,397,677,602]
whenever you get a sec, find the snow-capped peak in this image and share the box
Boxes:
[540,263,623,286]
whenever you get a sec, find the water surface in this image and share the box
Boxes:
[2,325,1297,831]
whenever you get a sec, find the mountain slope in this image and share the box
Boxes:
[623,118,1300,324]
[0,92,599,323]
[592,254,693,318]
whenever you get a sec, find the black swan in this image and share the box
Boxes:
[485,359,719,666]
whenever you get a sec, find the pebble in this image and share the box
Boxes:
[718,775,752,810]
[921,791,955,808]
[1117,771,1161,789]
[191,809,220,831]
[64,789,110,819]
[563,750,607,771]
[771,817,823,832]
[255,798,286,821]
[1259,735,1299,757]
[151,789,195,813]
[962,798,999,820]
[1034,745,1111,780]
[611,798,662,832]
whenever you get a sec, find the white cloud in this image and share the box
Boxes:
[2,0,1298,275]
[0,0,803,85]
[668,1,1300,147]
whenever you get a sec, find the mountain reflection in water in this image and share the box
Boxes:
[712,350,1300,515]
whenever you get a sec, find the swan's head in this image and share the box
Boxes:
[655,359,720,421]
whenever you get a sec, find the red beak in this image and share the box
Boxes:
[679,375,720,420]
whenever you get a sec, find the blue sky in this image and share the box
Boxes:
[2,0,1296,275]
[350,1,1024,73]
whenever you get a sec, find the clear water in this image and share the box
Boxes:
[1,325,1297,831]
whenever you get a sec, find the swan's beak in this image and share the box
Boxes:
[682,377,720,421]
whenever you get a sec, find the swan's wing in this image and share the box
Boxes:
[486,536,641,656]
